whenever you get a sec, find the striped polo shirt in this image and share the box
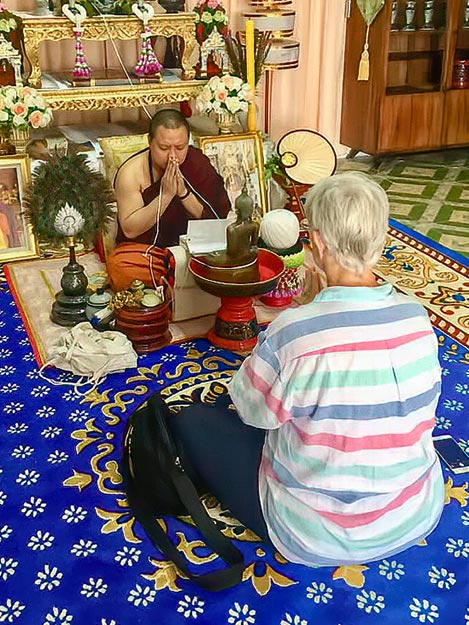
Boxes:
[229,283,444,567]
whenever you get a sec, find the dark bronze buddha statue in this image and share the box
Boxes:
[197,185,260,282]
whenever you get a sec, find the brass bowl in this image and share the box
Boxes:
[189,249,285,298]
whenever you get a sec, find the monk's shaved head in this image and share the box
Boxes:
[149,109,190,140]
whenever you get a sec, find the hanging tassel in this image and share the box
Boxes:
[357,25,370,81]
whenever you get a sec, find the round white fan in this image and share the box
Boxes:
[277,129,337,185]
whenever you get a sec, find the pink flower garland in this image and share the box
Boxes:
[133,26,163,77]
[72,27,91,80]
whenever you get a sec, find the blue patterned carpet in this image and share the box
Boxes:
[1,224,469,625]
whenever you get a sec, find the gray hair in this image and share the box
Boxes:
[304,172,389,275]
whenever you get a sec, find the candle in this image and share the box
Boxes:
[245,18,255,90]
[245,18,257,132]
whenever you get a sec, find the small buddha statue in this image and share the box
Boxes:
[207,185,260,268]
[198,185,260,283]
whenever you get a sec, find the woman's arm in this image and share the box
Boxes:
[229,332,289,430]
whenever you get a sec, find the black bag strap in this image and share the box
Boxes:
[132,469,245,591]
[123,392,245,591]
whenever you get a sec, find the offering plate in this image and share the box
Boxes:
[189,249,284,352]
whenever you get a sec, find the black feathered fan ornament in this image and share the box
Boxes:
[24,151,115,326]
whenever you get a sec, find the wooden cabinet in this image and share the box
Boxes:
[340,0,469,155]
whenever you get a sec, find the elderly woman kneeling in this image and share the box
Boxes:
[168,171,444,567]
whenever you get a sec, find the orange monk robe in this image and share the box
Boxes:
[106,242,175,293]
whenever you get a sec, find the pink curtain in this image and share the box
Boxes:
[270,0,347,151]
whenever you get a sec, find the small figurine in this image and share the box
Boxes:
[199,30,230,78]
[197,184,260,283]
[226,186,260,264]
[206,185,260,267]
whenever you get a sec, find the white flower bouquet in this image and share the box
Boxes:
[195,75,254,116]
[0,86,53,131]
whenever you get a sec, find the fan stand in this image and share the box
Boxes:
[264,68,274,136]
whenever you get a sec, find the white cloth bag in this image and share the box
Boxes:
[40,322,138,393]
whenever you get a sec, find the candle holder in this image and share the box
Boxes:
[464,0,469,29]
[420,0,435,30]
[390,1,399,31]
[402,0,416,31]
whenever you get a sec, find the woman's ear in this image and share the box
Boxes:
[311,230,327,261]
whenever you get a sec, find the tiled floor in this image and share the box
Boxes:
[338,148,469,258]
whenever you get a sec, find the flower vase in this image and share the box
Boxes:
[10,127,30,154]
[215,112,237,135]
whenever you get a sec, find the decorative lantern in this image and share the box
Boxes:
[243,0,300,134]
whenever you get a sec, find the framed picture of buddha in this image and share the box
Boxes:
[199,131,267,217]
[0,155,38,263]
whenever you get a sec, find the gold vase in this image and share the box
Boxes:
[215,111,237,135]
[10,126,30,154]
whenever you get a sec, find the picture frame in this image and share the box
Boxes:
[199,131,267,217]
[0,155,38,263]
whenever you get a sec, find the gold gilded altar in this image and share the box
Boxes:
[18,12,203,110]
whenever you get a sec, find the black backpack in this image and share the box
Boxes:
[121,391,245,591]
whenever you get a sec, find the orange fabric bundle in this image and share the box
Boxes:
[106,242,175,293]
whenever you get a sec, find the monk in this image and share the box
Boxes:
[106,109,231,292]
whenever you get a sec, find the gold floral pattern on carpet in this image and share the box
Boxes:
[376,226,469,346]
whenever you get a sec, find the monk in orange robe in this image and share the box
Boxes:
[106,109,231,292]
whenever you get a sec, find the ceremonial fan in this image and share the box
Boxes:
[269,129,337,226]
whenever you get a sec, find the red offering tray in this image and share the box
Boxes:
[189,249,284,352]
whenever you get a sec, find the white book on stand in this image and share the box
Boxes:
[184,219,228,255]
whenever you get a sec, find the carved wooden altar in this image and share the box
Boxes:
[18,12,203,111]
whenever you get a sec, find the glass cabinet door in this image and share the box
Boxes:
[386,0,448,94]
[452,0,469,88]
